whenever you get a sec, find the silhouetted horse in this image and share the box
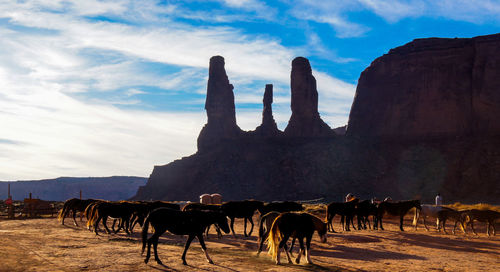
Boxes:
[376,200,421,231]
[437,208,466,234]
[129,201,181,232]
[182,202,223,238]
[267,212,327,265]
[221,200,264,237]
[413,204,453,231]
[141,208,230,265]
[257,211,280,255]
[58,198,98,226]
[354,200,378,230]
[86,201,135,235]
[462,209,500,236]
[325,199,359,232]
[258,201,304,216]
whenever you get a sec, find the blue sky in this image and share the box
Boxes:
[0,0,499,180]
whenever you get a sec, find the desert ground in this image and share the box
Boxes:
[0,212,499,272]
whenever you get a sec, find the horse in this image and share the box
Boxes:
[141,208,230,265]
[354,200,378,230]
[129,201,181,232]
[266,212,327,265]
[58,198,98,226]
[86,201,135,235]
[413,204,453,231]
[221,200,264,237]
[437,208,466,234]
[182,202,223,238]
[375,200,421,231]
[462,209,500,236]
[325,199,359,232]
[258,201,304,216]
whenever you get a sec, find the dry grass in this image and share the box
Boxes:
[444,202,500,212]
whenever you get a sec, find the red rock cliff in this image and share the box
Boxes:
[347,34,500,139]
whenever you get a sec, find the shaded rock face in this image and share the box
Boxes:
[347,34,500,139]
[284,57,334,137]
[197,56,242,151]
[254,84,281,137]
[134,34,500,204]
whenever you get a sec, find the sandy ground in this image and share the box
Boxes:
[0,214,499,272]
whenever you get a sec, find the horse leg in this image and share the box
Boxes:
[181,235,195,265]
[289,237,295,258]
[305,236,313,264]
[72,209,78,226]
[152,235,162,265]
[244,217,248,237]
[230,217,236,237]
[399,215,405,231]
[248,216,254,236]
[379,216,384,231]
[205,225,211,239]
[470,221,478,235]
[257,229,266,255]
[197,233,214,264]
[486,221,491,236]
[423,216,429,231]
[144,230,161,264]
[280,236,292,264]
[295,238,305,264]
[103,217,112,234]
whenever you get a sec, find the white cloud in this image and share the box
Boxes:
[0,0,357,180]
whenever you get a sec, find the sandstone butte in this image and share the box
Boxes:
[133,33,500,204]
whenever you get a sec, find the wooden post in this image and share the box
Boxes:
[7,183,13,219]
[79,190,83,222]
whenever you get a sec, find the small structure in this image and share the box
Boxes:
[210,193,222,204]
[23,193,56,217]
[200,194,212,204]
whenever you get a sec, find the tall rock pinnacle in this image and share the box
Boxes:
[254,84,281,137]
[284,57,334,137]
[197,56,242,151]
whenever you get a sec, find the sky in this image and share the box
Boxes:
[1,0,499,180]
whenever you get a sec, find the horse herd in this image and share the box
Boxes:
[57,197,500,266]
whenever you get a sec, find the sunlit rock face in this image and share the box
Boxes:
[347,34,500,139]
[284,57,334,137]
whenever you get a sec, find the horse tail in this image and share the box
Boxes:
[266,215,283,260]
[58,200,71,223]
[141,213,152,255]
[85,203,98,229]
[413,207,419,226]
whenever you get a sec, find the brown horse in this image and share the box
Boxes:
[182,202,223,238]
[141,208,230,265]
[221,200,264,237]
[462,209,500,236]
[437,208,466,234]
[86,201,135,235]
[58,198,98,226]
[376,200,421,231]
[267,212,327,265]
[325,199,359,232]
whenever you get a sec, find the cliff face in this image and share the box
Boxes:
[134,33,500,204]
[347,34,500,139]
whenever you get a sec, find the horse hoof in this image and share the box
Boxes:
[144,259,149,264]
[156,260,163,265]
[295,259,300,264]
[208,260,214,264]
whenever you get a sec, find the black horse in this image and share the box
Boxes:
[129,201,181,232]
[267,212,327,265]
[58,198,98,226]
[221,200,264,237]
[375,200,422,231]
[354,200,378,230]
[325,199,359,232]
[86,201,136,235]
[141,208,230,265]
[258,201,304,216]
[182,203,224,238]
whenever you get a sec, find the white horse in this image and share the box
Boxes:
[413,204,450,231]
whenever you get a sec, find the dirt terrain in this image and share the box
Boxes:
[0,214,499,272]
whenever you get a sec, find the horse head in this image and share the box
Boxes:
[216,212,230,234]
[414,200,422,210]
